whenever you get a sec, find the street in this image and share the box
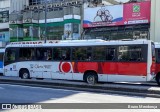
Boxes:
[0,83,160,112]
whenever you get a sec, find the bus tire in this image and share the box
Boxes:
[20,69,30,79]
[156,74,160,86]
[85,72,98,85]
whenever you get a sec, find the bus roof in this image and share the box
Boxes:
[6,39,152,48]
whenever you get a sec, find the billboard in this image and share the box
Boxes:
[123,1,151,25]
[83,1,151,28]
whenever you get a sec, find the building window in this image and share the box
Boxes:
[46,26,64,40]
[84,24,149,40]
[29,0,64,5]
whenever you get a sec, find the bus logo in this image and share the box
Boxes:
[59,62,73,73]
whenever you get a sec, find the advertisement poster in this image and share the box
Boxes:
[83,5,123,27]
[64,23,72,40]
[83,1,151,28]
[123,1,151,25]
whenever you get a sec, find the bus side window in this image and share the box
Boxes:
[36,49,43,60]
[72,47,86,61]
[86,47,92,61]
[52,47,70,61]
[93,46,105,61]
[19,48,35,60]
[118,46,129,61]
[36,48,52,61]
[61,48,70,60]
[53,48,61,60]
[106,48,116,61]
[118,46,142,62]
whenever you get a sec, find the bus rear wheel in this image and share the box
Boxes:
[20,69,30,79]
[156,74,160,86]
[85,72,97,85]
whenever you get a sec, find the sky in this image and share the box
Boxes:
[115,0,130,2]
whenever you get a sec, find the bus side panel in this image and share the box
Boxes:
[72,62,118,74]
[4,63,19,77]
[72,62,147,82]
[72,62,118,82]
[72,62,147,75]
[117,62,147,76]
[108,62,147,82]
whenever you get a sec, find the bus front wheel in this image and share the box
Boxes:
[85,72,98,85]
[156,74,160,86]
[20,69,30,79]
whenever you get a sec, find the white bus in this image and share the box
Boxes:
[3,39,157,85]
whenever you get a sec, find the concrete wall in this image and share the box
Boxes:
[150,0,160,42]
[10,0,28,13]
[0,0,10,29]
[0,0,10,9]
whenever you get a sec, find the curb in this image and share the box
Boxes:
[0,77,160,97]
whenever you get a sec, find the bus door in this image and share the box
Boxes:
[4,48,18,77]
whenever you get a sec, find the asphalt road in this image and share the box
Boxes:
[0,84,160,112]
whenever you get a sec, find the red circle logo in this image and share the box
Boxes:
[59,62,72,73]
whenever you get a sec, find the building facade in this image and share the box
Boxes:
[150,0,160,42]
[9,0,82,42]
[0,0,159,44]
[0,0,10,46]
[8,0,119,42]
[83,0,151,40]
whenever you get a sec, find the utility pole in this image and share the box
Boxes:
[44,0,47,43]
